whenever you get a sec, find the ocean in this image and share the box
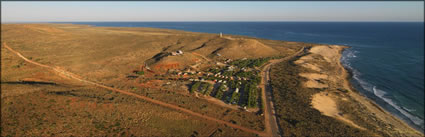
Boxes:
[60,22,424,131]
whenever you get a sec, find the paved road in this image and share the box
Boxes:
[260,47,305,137]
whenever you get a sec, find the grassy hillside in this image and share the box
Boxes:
[1,24,301,78]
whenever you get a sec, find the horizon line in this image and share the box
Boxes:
[2,21,424,23]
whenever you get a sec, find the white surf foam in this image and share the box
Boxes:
[342,48,424,129]
[373,86,424,127]
[403,107,417,112]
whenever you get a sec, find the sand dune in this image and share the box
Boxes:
[312,92,365,130]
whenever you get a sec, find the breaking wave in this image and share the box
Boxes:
[340,48,359,75]
[373,86,424,127]
[342,48,424,130]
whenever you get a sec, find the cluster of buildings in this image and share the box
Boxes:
[189,78,205,82]
[165,57,256,87]
[174,68,202,76]
[170,67,250,84]
[209,71,250,81]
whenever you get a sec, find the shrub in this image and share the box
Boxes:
[136,71,144,75]
[337,88,349,93]
[190,82,201,93]
[269,56,374,136]
[199,83,209,94]
[229,91,240,104]
[247,84,258,108]
[214,84,226,99]
[204,84,214,96]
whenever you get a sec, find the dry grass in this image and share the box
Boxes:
[1,24,301,136]
[1,46,256,137]
[3,23,421,136]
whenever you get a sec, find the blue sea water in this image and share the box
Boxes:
[61,22,424,131]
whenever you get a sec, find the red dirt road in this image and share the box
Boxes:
[2,42,265,136]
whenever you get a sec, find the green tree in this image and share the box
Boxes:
[190,82,201,93]
[204,83,214,96]
[214,84,226,99]
[199,83,209,94]
[229,90,240,104]
[136,71,144,75]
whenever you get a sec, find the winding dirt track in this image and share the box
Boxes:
[191,52,211,62]
[2,42,265,136]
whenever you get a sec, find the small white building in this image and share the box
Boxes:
[225,59,232,63]
[227,65,235,71]
[171,50,184,56]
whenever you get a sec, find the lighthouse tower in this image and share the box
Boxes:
[220,32,223,38]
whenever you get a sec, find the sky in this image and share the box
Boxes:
[1,2,424,22]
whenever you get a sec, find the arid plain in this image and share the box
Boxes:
[1,24,422,137]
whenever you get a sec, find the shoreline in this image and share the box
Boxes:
[2,23,422,136]
[337,47,423,135]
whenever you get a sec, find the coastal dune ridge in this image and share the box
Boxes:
[290,44,423,136]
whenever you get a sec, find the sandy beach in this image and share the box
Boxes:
[297,45,423,136]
